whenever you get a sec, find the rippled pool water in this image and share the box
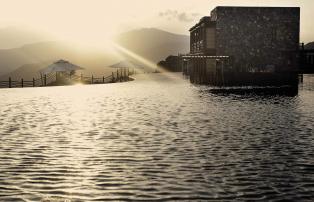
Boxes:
[0,73,313,201]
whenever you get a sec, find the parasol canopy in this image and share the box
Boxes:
[109,60,144,69]
[40,59,84,75]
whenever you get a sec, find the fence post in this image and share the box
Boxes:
[119,69,121,82]
[81,74,83,82]
[21,78,23,88]
[112,72,114,82]
[120,69,122,82]
[9,77,11,88]
[33,78,35,87]
[91,75,93,84]
[103,76,105,83]
[117,70,119,82]
[44,74,47,86]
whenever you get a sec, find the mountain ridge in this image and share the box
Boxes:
[305,42,314,49]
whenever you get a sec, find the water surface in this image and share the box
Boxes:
[0,73,313,201]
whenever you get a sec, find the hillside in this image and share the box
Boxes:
[305,42,314,49]
[0,62,48,81]
[0,41,75,75]
[114,28,189,63]
[0,41,117,78]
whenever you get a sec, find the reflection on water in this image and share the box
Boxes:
[207,86,299,97]
[0,73,313,201]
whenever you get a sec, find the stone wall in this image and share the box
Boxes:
[214,7,300,72]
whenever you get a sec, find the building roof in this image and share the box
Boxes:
[189,6,300,32]
[189,16,213,32]
[214,6,300,9]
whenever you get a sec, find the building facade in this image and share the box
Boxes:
[184,6,300,85]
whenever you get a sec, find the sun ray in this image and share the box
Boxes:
[111,42,184,82]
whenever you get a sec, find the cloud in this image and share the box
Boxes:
[158,10,200,22]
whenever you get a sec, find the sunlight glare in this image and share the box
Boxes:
[113,43,171,73]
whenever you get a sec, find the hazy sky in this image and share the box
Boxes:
[0,0,313,46]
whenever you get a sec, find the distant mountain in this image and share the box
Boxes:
[0,41,67,75]
[305,42,314,49]
[0,27,51,49]
[0,41,117,78]
[114,28,189,62]
[0,62,48,81]
[0,28,190,80]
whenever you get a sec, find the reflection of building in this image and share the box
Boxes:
[183,7,300,85]
[157,55,182,72]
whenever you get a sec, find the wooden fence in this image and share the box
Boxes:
[0,68,134,89]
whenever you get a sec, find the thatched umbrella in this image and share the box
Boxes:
[109,60,143,69]
[40,59,84,75]
[39,59,84,85]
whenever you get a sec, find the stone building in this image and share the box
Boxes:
[183,6,300,85]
